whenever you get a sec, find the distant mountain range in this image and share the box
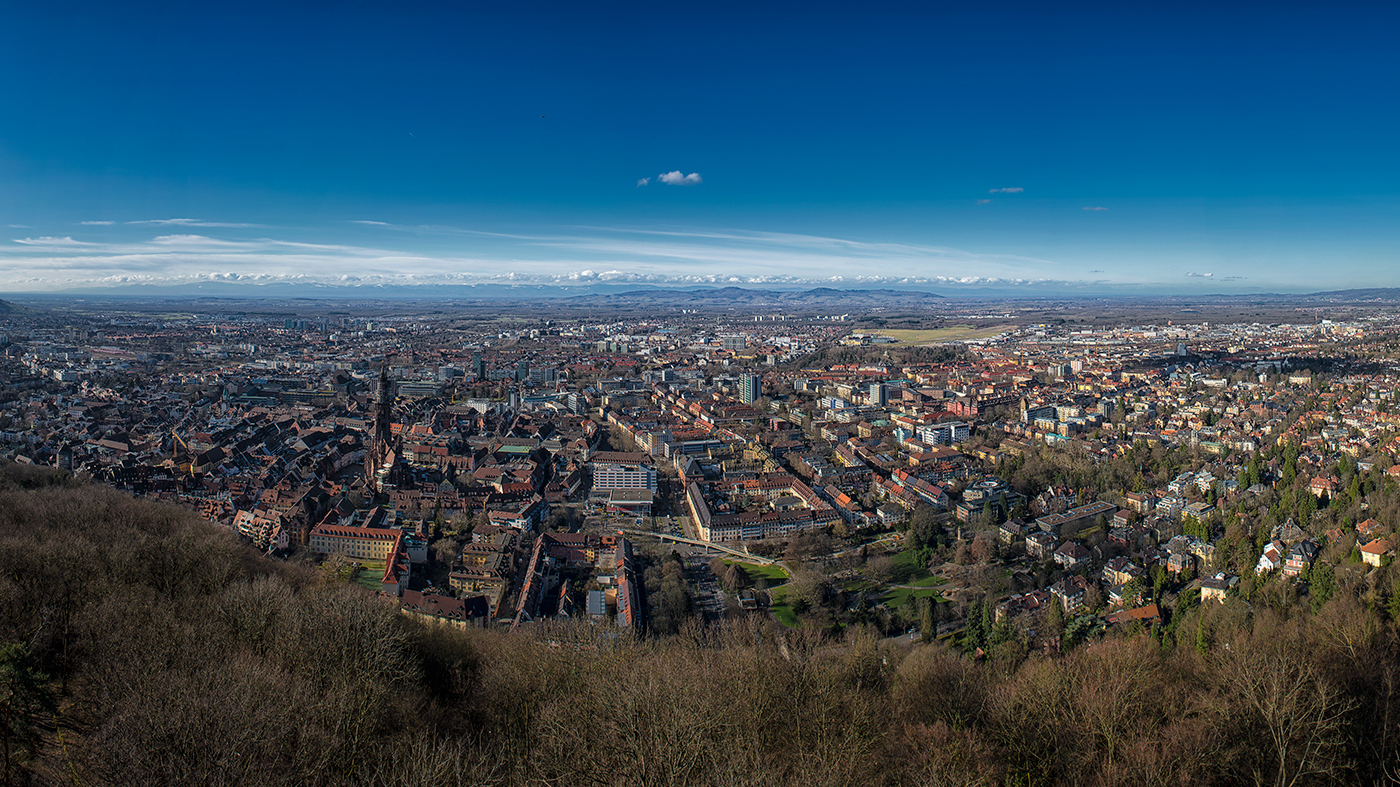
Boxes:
[7,282,1400,305]
[560,286,946,309]
[7,283,949,310]
[1298,288,1400,301]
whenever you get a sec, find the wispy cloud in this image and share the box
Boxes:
[13,236,96,247]
[1082,206,1108,211]
[976,199,993,205]
[0,223,1071,292]
[636,177,650,187]
[127,218,264,228]
[147,234,254,248]
[988,187,1023,194]
[349,220,390,226]
[658,171,702,185]
[1185,272,1213,277]
[79,220,115,225]
[0,220,1274,293]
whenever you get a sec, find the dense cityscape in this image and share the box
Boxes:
[4,292,1399,643]
[6,289,1400,784]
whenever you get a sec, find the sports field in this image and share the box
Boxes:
[871,325,1012,344]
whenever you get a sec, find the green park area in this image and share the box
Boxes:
[882,585,944,610]
[766,584,799,628]
[879,549,946,609]
[723,559,789,585]
[352,560,387,592]
[889,549,936,583]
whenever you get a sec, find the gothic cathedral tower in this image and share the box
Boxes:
[365,365,395,493]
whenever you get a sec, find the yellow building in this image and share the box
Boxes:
[309,524,403,561]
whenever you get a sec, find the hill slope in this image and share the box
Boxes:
[0,462,1394,786]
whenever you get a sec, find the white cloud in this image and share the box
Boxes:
[80,220,115,225]
[976,199,993,205]
[127,218,263,228]
[147,234,254,248]
[636,178,650,187]
[0,219,1274,293]
[1082,206,1108,211]
[350,220,390,226]
[1186,272,1214,278]
[658,171,702,185]
[988,187,1024,194]
[12,236,95,246]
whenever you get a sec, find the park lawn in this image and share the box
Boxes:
[352,559,387,592]
[907,575,945,588]
[766,583,800,627]
[871,326,1012,344]
[724,560,789,585]
[770,604,799,627]
[883,586,943,609]
[890,550,933,583]
[838,578,877,593]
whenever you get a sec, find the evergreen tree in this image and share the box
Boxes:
[1045,597,1065,643]
[1299,491,1317,525]
[0,643,55,784]
[1310,563,1337,613]
[963,598,984,651]
[981,597,994,646]
[989,617,1017,650]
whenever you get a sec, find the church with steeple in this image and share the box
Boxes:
[364,365,402,495]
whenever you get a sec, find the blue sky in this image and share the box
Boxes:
[1,2,1397,294]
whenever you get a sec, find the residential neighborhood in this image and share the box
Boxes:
[2,297,1400,649]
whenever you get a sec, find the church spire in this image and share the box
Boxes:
[366,363,395,493]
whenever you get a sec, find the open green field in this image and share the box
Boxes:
[882,586,944,609]
[766,584,800,627]
[770,604,799,627]
[872,325,1012,344]
[889,549,934,584]
[724,560,789,585]
[352,559,387,592]
[837,578,877,593]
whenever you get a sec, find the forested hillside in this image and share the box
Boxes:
[2,461,1399,786]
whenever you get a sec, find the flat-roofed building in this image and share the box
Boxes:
[590,451,657,493]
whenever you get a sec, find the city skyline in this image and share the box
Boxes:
[3,2,1397,294]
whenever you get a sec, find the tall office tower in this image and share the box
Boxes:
[739,373,761,404]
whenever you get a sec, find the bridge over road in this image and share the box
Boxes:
[617,529,777,566]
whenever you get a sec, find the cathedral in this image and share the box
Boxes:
[364,365,403,495]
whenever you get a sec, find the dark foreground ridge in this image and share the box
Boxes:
[1,460,1398,786]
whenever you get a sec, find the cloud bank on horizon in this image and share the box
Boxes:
[0,218,1352,294]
